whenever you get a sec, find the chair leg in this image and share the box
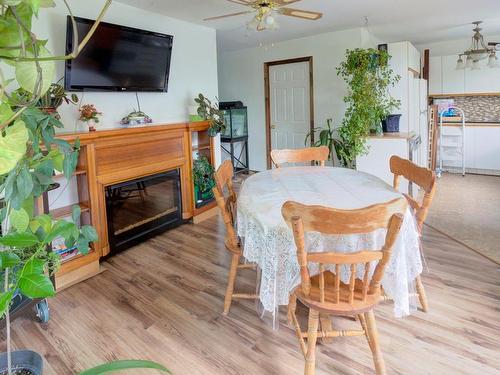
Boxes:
[223,253,240,315]
[287,294,297,326]
[358,314,371,349]
[415,275,429,312]
[305,309,320,375]
[319,313,333,344]
[364,310,386,375]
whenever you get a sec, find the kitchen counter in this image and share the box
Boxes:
[442,121,500,127]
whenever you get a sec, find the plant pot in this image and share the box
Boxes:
[86,120,96,132]
[0,350,43,375]
[39,107,60,120]
[382,114,401,133]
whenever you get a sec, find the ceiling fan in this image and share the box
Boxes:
[203,0,323,31]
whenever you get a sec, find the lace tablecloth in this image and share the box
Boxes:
[237,166,422,319]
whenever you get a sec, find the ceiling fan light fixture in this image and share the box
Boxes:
[487,51,498,67]
[246,16,260,30]
[465,54,473,69]
[458,21,495,70]
[456,56,465,70]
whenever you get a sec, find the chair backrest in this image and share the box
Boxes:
[390,155,437,233]
[282,198,407,305]
[270,146,329,168]
[212,160,239,252]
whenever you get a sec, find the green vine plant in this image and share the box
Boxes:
[0,1,168,374]
[336,48,401,166]
[194,93,226,137]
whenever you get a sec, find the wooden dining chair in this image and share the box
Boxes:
[389,155,437,312]
[282,198,407,375]
[213,160,258,315]
[270,146,329,168]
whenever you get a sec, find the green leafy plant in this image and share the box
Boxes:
[79,360,172,375]
[305,118,353,168]
[336,48,400,165]
[194,93,226,137]
[0,1,113,373]
[193,156,215,194]
[39,82,78,110]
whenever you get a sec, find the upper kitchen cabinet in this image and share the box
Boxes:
[429,53,500,95]
[465,65,500,93]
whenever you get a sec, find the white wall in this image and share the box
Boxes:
[218,28,376,171]
[4,0,220,209]
[27,0,219,137]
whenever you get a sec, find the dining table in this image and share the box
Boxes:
[236,166,423,327]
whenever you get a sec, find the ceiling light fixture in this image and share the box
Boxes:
[456,21,497,70]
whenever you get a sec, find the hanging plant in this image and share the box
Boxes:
[194,93,226,137]
[336,48,401,165]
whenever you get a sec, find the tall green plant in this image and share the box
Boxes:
[336,48,400,165]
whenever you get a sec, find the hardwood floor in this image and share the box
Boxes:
[2,215,499,374]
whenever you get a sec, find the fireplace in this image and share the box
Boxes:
[105,169,183,254]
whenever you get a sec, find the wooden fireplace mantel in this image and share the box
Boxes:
[54,121,215,289]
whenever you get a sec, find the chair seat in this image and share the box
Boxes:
[293,271,381,315]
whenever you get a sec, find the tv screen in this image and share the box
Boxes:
[65,17,173,92]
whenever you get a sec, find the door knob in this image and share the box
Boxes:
[271,124,277,129]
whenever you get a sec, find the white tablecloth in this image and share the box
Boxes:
[237,167,422,318]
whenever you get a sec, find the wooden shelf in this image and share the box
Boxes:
[50,202,90,219]
[53,169,87,178]
[192,144,211,151]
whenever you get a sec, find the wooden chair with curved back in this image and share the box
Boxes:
[270,146,329,168]
[389,155,437,312]
[212,160,258,315]
[282,198,407,375]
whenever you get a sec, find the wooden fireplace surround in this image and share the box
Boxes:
[56,121,215,289]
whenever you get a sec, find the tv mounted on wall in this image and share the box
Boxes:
[65,17,173,92]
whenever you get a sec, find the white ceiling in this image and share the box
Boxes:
[116,0,500,51]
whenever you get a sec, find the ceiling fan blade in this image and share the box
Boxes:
[279,8,323,20]
[227,0,254,5]
[204,10,253,21]
[273,0,304,5]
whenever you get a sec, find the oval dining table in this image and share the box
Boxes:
[236,166,422,328]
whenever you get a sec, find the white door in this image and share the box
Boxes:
[269,61,311,152]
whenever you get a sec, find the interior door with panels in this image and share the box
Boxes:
[269,61,311,152]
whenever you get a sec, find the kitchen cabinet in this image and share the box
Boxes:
[430,54,500,95]
[442,55,465,94]
[441,125,500,172]
[465,66,500,93]
[429,56,443,95]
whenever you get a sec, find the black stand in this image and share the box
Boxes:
[221,136,249,175]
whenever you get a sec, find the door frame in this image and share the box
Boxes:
[264,56,315,169]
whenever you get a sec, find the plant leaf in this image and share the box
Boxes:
[0,291,14,318]
[78,360,171,375]
[9,208,30,232]
[81,225,98,242]
[0,119,28,176]
[15,45,55,96]
[0,251,21,269]
[21,257,44,276]
[0,232,39,247]
[18,273,55,298]
[44,220,75,244]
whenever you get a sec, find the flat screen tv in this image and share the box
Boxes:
[65,17,173,92]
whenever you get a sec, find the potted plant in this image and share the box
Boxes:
[0,1,170,374]
[336,48,401,166]
[79,104,102,132]
[194,94,226,136]
[305,118,354,168]
[193,156,215,204]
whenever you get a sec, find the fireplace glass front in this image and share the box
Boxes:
[105,169,182,254]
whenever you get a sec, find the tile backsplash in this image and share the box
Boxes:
[452,96,500,122]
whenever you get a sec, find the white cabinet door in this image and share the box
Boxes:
[429,56,442,95]
[465,66,500,93]
[471,127,500,170]
[442,55,465,94]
